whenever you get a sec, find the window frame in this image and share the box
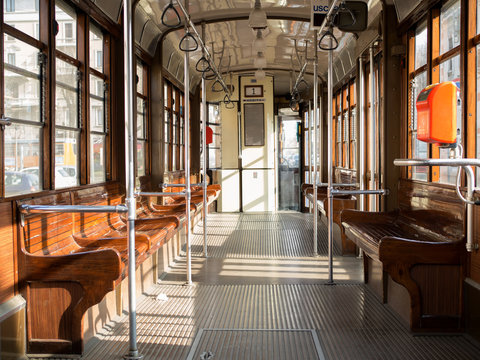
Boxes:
[0,0,113,197]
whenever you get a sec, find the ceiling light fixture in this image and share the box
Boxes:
[249,0,268,30]
[254,52,267,69]
[255,69,266,80]
[253,29,266,52]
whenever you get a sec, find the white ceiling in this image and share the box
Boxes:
[130,0,381,95]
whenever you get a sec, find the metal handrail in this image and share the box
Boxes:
[135,191,186,197]
[394,157,480,252]
[316,183,357,188]
[161,183,203,188]
[18,204,128,214]
[330,189,389,196]
[394,158,480,167]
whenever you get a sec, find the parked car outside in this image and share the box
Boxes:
[5,171,40,197]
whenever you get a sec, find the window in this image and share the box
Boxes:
[163,80,185,172]
[136,60,148,177]
[349,81,357,170]
[7,53,15,65]
[5,0,14,13]
[4,0,39,39]
[164,83,171,170]
[1,0,111,197]
[3,36,43,196]
[89,23,108,184]
[65,23,73,39]
[55,1,77,58]
[406,1,462,184]
[207,104,221,169]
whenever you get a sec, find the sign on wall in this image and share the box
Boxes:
[310,0,330,29]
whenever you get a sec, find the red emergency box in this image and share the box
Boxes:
[416,81,457,144]
[206,126,213,145]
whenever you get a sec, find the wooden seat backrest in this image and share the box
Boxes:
[17,192,79,256]
[71,183,125,233]
[397,179,465,242]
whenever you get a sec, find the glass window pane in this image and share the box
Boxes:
[440,0,460,55]
[90,74,104,132]
[89,23,103,73]
[55,129,79,188]
[412,71,428,181]
[439,54,461,184]
[4,35,41,122]
[137,97,145,139]
[55,0,77,58]
[56,58,78,128]
[4,0,39,40]
[5,123,42,196]
[137,62,144,94]
[90,134,105,184]
[137,140,146,177]
[415,22,427,69]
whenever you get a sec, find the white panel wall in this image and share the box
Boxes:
[242,169,275,212]
[213,170,240,212]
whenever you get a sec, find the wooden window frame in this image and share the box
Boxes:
[406,0,467,185]
[0,0,113,197]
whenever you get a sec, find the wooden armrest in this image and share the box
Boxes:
[22,248,122,282]
[379,236,465,265]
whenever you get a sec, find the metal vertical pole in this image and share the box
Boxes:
[312,30,318,256]
[369,46,376,212]
[201,24,208,258]
[308,101,312,213]
[122,0,141,358]
[327,32,334,284]
[184,1,192,285]
[319,84,323,183]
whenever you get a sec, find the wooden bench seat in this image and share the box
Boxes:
[17,193,125,355]
[71,184,180,255]
[302,183,357,255]
[341,206,465,331]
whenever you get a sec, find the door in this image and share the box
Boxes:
[278,112,301,211]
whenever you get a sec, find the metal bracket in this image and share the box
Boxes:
[0,116,12,130]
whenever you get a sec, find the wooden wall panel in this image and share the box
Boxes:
[470,205,480,283]
[0,201,15,303]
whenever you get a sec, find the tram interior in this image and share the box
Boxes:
[2,0,480,359]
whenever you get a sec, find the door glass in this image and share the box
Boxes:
[278,112,301,211]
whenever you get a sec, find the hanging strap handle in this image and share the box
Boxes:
[196,56,211,73]
[211,79,223,92]
[318,29,338,51]
[224,95,235,109]
[179,31,199,52]
[161,0,182,28]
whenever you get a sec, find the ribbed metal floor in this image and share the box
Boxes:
[47,213,480,359]
[189,213,338,258]
[186,329,324,360]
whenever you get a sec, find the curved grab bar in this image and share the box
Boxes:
[161,0,182,28]
[195,56,211,73]
[179,31,199,52]
[318,30,339,51]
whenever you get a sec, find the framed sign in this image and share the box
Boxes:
[244,85,263,98]
[244,103,264,146]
